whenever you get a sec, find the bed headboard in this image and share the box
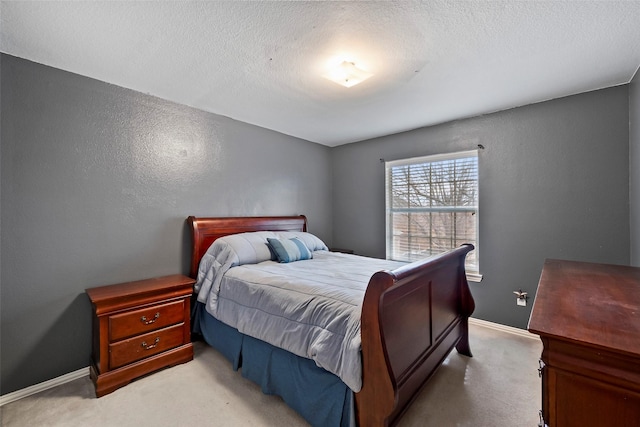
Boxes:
[187,215,308,279]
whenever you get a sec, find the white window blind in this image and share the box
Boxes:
[385,150,479,276]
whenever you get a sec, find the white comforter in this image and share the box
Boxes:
[194,232,404,392]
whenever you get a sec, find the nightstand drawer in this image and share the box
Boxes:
[109,300,185,341]
[109,323,186,369]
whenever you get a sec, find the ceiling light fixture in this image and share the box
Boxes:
[323,61,373,88]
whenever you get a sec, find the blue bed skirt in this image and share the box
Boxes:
[193,302,354,427]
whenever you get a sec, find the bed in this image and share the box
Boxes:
[187,215,475,427]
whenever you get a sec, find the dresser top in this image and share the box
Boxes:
[528,259,640,356]
[86,274,195,314]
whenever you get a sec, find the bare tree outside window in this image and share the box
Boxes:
[386,151,479,274]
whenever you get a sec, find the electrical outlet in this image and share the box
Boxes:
[513,289,528,307]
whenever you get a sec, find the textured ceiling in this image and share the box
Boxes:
[2,1,640,147]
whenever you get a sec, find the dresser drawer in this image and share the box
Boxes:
[109,300,185,341]
[109,323,186,369]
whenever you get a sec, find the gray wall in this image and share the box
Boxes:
[0,54,333,394]
[332,86,630,329]
[631,67,640,267]
[1,51,634,395]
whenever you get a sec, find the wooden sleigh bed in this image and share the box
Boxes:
[188,215,475,427]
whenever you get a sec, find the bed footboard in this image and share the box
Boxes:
[356,244,475,426]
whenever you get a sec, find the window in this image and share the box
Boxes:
[385,150,480,280]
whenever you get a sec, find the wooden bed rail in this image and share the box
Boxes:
[356,244,475,426]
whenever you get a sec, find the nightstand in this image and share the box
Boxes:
[86,274,195,397]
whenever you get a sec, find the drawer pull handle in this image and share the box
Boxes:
[538,359,545,378]
[141,312,160,325]
[141,337,160,350]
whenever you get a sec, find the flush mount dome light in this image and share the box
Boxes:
[323,61,373,88]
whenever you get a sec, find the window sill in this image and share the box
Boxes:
[467,273,483,283]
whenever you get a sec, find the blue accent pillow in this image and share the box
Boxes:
[267,237,312,263]
[266,240,279,261]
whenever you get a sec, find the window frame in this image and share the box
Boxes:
[385,150,482,282]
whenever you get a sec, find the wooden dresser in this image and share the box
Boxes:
[528,259,640,427]
[86,274,195,397]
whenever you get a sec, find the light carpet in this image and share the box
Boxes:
[0,322,542,426]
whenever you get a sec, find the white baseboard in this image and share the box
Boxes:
[0,318,532,406]
[469,317,539,340]
[0,366,90,407]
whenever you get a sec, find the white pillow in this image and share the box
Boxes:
[274,231,328,252]
[212,231,278,265]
